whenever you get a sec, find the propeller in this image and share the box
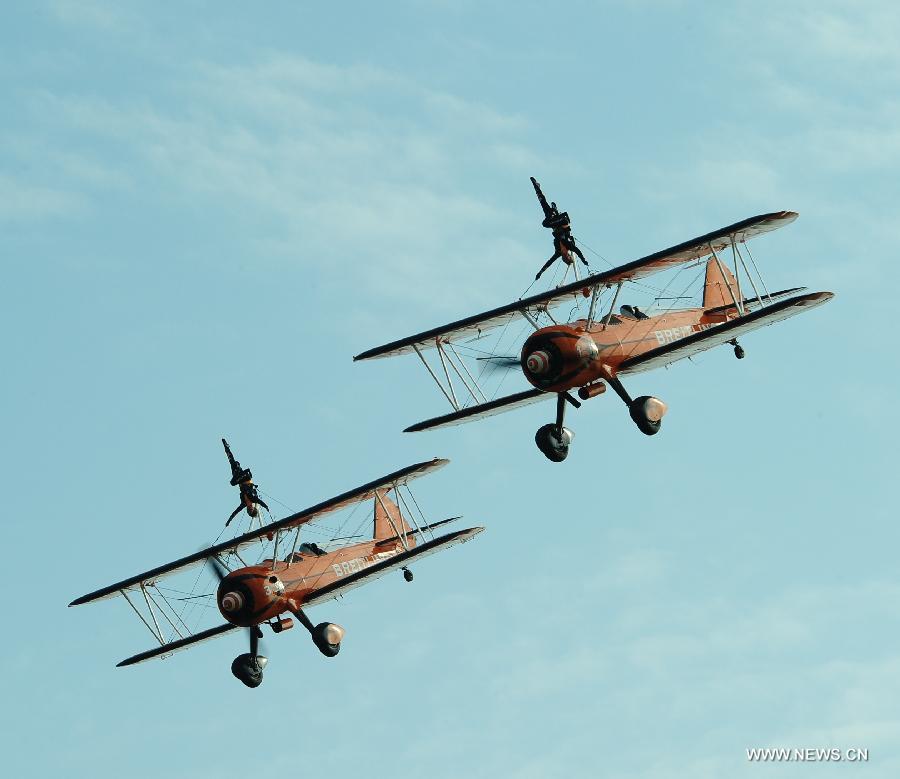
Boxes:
[475,355,522,373]
[209,556,267,664]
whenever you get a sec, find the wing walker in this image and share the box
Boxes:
[355,199,834,462]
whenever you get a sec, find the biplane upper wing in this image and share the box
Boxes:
[303,526,484,607]
[70,458,449,606]
[354,211,798,361]
[618,291,834,375]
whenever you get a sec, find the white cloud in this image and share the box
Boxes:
[0,172,87,221]
[16,53,544,313]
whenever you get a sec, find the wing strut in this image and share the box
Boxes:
[411,340,491,412]
[709,242,743,315]
[602,282,623,330]
[742,241,773,301]
[121,589,164,645]
[731,238,765,310]
[375,490,410,551]
[394,483,426,545]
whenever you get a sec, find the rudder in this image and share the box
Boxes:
[373,490,415,546]
[703,258,740,310]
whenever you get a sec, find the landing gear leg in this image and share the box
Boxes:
[231,626,267,688]
[292,606,345,658]
[535,393,578,462]
[606,373,667,436]
[728,339,745,359]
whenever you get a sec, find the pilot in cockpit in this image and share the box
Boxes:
[284,542,327,563]
[620,304,650,320]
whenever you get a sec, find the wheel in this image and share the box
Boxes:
[629,396,665,436]
[734,344,745,359]
[312,622,344,657]
[535,423,573,462]
[231,653,264,688]
[402,567,414,583]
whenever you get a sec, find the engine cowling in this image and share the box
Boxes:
[217,571,284,627]
[521,328,600,390]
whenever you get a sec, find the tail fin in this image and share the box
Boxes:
[373,490,415,546]
[703,258,740,310]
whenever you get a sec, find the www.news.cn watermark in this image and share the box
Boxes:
[747,747,869,763]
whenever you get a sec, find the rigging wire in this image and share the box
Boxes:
[577,237,669,295]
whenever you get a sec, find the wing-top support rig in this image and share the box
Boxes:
[355,210,834,462]
[70,458,483,688]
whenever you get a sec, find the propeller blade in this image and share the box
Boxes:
[212,557,268,659]
[475,356,520,365]
[475,356,521,375]
[209,556,228,582]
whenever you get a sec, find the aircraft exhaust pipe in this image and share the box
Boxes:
[272,617,294,634]
[577,382,607,401]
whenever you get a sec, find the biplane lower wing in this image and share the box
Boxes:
[304,526,484,607]
[70,459,449,606]
[618,291,834,375]
[117,622,241,667]
[404,388,551,432]
[354,211,798,361]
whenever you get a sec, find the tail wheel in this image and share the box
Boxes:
[629,396,665,436]
[535,423,573,462]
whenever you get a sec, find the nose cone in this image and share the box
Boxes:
[525,350,551,375]
[220,591,245,613]
[216,574,263,626]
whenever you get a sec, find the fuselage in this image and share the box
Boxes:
[521,306,733,392]
[215,536,408,627]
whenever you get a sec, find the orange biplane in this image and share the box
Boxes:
[70,458,482,687]
[355,211,833,461]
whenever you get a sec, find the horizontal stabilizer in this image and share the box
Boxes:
[374,515,461,547]
[404,388,552,432]
[704,287,805,317]
[117,623,241,667]
[619,291,834,375]
[304,526,484,607]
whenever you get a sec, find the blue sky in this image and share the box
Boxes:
[4,1,900,776]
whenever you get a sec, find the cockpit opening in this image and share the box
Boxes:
[283,542,328,563]
[620,305,649,320]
